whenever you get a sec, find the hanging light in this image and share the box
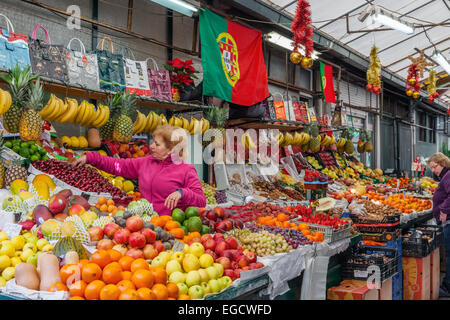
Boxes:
[431,51,450,75]
[151,0,198,17]
[358,5,414,34]
[265,31,320,60]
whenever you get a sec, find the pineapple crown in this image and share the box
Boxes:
[205,106,228,128]
[119,91,138,120]
[26,77,44,112]
[310,124,319,137]
[0,64,40,108]
[103,92,123,119]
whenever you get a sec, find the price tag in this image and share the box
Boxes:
[2,223,22,238]
[354,270,368,278]
[172,240,185,252]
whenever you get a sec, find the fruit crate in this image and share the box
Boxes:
[416,224,443,250]
[318,151,339,168]
[342,246,399,282]
[361,229,401,242]
[292,219,351,243]
[350,213,401,233]
[402,229,435,258]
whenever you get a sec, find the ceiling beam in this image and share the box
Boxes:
[317,0,375,30]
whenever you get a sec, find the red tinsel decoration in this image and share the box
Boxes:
[406,64,421,98]
[291,0,314,57]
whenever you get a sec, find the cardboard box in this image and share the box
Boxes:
[430,248,440,300]
[327,280,379,300]
[402,255,431,300]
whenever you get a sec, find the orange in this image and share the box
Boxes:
[102,262,123,284]
[60,264,81,287]
[165,220,179,231]
[169,228,185,239]
[117,206,125,211]
[178,294,191,300]
[68,296,85,300]
[82,263,102,283]
[121,271,132,280]
[107,199,115,206]
[152,283,168,300]
[166,282,179,299]
[68,280,87,298]
[137,287,156,300]
[107,249,122,262]
[95,203,101,209]
[78,259,90,269]
[132,269,154,289]
[91,250,112,269]
[189,232,201,239]
[84,280,106,300]
[151,267,167,285]
[119,289,139,300]
[100,284,121,300]
[277,213,288,222]
[130,258,150,273]
[118,256,134,271]
[48,282,68,292]
[100,204,108,212]
[98,196,107,205]
[107,205,116,213]
[117,280,136,293]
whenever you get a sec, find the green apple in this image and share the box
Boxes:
[26,235,38,245]
[23,243,37,253]
[165,259,182,275]
[36,238,49,251]
[182,254,200,272]
[188,285,204,299]
[219,276,233,289]
[26,253,38,267]
[10,236,25,250]
[188,242,205,258]
[199,254,214,268]
[201,282,211,295]
[185,270,201,287]
[177,282,188,295]
[151,256,166,268]
[206,266,219,280]
[213,263,224,278]
[198,268,209,283]
[169,271,186,284]
[208,279,221,293]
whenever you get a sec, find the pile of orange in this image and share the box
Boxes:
[129,192,141,201]
[182,231,202,244]
[256,215,324,242]
[95,197,125,215]
[149,215,193,241]
[54,249,189,300]
[381,194,432,214]
[387,177,411,188]
[365,192,386,202]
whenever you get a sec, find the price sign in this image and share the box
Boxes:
[172,240,185,252]
[3,223,22,238]
[354,270,368,278]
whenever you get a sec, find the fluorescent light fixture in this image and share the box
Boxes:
[359,5,414,34]
[432,51,450,75]
[265,31,320,60]
[151,0,198,17]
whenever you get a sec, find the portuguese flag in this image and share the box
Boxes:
[199,8,269,106]
[319,61,336,103]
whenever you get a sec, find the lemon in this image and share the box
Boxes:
[0,243,15,258]
[112,178,123,190]
[22,232,32,240]
[10,257,21,267]
[0,255,11,270]
[10,236,26,250]
[36,238,49,251]
[2,267,14,281]
[0,232,9,242]
[123,180,134,193]
[0,276,5,287]
[23,243,37,253]
[21,249,33,262]
[42,244,54,252]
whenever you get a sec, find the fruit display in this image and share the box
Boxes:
[334,152,347,168]
[198,207,243,234]
[381,194,432,214]
[348,199,400,222]
[251,176,304,201]
[295,212,351,231]
[32,160,128,199]
[306,156,322,170]
[4,139,49,162]
[418,176,438,191]
[318,152,336,168]
[168,207,211,238]
[117,142,150,159]
[201,181,228,205]
[60,136,89,149]
[386,177,413,189]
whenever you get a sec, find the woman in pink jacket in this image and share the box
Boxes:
[72,125,206,215]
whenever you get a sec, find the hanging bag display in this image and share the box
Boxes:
[121,47,150,96]
[95,37,125,92]
[146,57,172,101]
[0,14,31,70]
[65,37,100,90]
[272,93,287,120]
[28,25,69,83]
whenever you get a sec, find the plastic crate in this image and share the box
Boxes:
[342,246,398,282]
[402,229,434,258]
[361,229,401,242]
[416,224,443,249]
[351,213,401,234]
[292,219,351,243]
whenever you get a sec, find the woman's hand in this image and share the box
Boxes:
[71,155,87,168]
[164,190,182,210]
[440,211,447,223]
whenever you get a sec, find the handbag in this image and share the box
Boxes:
[95,37,125,92]
[146,57,172,101]
[121,47,150,96]
[65,37,100,90]
[0,14,30,70]
[29,25,69,83]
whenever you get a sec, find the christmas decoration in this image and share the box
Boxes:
[405,50,434,99]
[427,70,439,103]
[290,0,314,68]
[366,45,381,95]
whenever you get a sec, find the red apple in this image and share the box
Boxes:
[113,228,130,245]
[244,250,257,263]
[231,250,243,262]
[88,226,104,241]
[126,248,143,259]
[214,206,224,218]
[103,223,120,238]
[126,216,143,232]
[237,255,249,268]
[129,232,146,249]
[223,219,232,231]
[216,256,231,270]
[201,234,212,243]
[224,269,236,281]
[213,233,224,242]
[231,261,239,270]
[203,239,216,251]
[215,221,227,233]
[97,239,114,250]
[206,210,218,221]
[205,249,217,260]
[225,237,238,249]
[233,269,241,279]
[141,228,156,244]
[154,240,165,253]
[215,241,229,256]
[143,244,158,260]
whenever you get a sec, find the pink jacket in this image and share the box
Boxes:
[86,152,206,215]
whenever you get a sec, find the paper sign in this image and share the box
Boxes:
[3,223,22,238]
[354,270,368,278]
[172,240,185,252]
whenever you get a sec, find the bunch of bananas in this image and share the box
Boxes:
[320,134,335,147]
[292,131,311,146]
[39,95,110,128]
[141,112,167,133]
[168,115,210,135]
[0,88,12,115]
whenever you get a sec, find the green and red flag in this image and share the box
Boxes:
[319,61,336,103]
[199,8,269,106]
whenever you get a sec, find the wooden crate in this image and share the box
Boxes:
[430,248,441,300]
[327,280,379,300]
[402,255,431,300]
[379,277,393,300]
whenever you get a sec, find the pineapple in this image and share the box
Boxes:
[0,137,5,188]
[20,78,44,141]
[204,106,228,148]
[5,160,28,186]
[113,91,137,143]
[0,64,39,133]
[308,124,320,153]
[344,130,354,155]
[99,92,122,141]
